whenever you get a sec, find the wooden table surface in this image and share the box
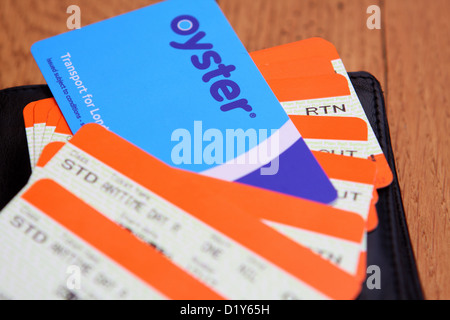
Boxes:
[0,0,448,299]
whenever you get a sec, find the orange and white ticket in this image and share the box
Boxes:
[28,124,363,299]
[36,138,366,281]
[23,102,36,167]
[251,38,393,188]
[0,179,223,300]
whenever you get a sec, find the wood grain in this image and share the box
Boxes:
[0,0,159,87]
[219,0,386,88]
[384,0,450,300]
[0,0,448,299]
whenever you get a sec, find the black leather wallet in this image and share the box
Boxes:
[0,72,424,300]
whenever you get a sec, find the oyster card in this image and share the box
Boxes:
[31,0,336,203]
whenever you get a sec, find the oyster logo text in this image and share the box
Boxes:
[170,15,255,118]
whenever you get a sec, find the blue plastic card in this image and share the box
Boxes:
[32,0,336,203]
